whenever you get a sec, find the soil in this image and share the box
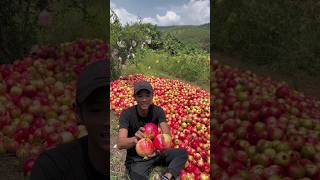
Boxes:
[110,111,127,179]
[0,154,25,180]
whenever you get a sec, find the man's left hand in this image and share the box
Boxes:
[147,150,160,158]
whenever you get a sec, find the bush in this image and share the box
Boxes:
[0,1,108,64]
[129,49,210,89]
[110,11,163,80]
[212,0,320,75]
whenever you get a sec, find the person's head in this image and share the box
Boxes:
[75,60,108,151]
[133,80,153,111]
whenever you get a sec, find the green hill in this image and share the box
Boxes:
[157,23,210,51]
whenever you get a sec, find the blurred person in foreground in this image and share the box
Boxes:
[117,80,188,180]
[30,60,108,180]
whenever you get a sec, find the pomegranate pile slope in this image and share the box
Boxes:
[0,39,108,176]
[211,60,320,179]
[110,75,211,180]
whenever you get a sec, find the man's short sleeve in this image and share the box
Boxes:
[158,107,166,124]
[119,110,129,129]
[30,153,62,180]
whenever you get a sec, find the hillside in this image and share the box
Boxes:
[157,23,210,51]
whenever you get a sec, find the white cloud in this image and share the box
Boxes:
[110,2,116,8]
[142,17,157,25]
[156,11,181,26]
[111,0,209,26]
[114,8,138,25]
[110,2,138,25]
[179,0,210,25]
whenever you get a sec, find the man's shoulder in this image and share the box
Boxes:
[39,136,86,169]
[121,105,136,115]
[31,136,87,179]
[152,104,164,112]
[46,136,85,156]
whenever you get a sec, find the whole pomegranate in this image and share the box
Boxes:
[153,134,172,152]
[144,123,158,140]
[136,138,155,160]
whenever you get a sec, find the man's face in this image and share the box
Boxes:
[80,87,108,151]
[134,89,153,111]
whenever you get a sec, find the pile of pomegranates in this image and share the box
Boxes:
[136,123,172,160]
[212,60,320,179]
[111,75,211,180]
[0,39,108,176]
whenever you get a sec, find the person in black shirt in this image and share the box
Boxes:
[118,80,188,180]
[30,60,108,180]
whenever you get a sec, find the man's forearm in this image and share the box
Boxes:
[118,137,137,150]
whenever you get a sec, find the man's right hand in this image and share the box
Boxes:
[135,127,145,140]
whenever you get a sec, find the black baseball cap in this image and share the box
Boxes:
[76,60,108,104]
[133,80,153,95]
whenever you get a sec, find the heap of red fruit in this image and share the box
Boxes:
[0,39,108,176]
[144,123,159,139]
[212,60,320,179]
[136,123,173,160]
[111,75,211,180]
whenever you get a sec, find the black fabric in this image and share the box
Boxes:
[161,175,170,180]
[30,136,107,180]
[133,80,153,95]
[128,148,188,180]
[76,60,109,104]
[119,104,166,167]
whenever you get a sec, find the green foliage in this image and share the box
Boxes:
[0,0,108,64]
[161,33,184,55]
[110,11,163,80]
[158,24,210,52]
[124,49,210,90]
[212,0,320,75]
[110,12,210,88]
[39,0,108,44]
[110,10,123,80]
[0,1,40,64]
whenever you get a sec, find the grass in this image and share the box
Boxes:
[122,50,210,91]
[38,1,107,45]
[158,24,210,52]
[110,112,127,179]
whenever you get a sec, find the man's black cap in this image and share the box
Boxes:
[76,60,108,104]
[133,80,153,95]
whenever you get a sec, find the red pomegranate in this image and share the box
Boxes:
[23,158,35,176]
[144,123,158,140]
[136,138,155,160]
[153,134,172,152]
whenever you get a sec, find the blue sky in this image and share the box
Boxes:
[111,0,210,26]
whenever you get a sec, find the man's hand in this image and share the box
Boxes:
[118,129,138,150]
[147,150,160,159]
[132,137,138,144]
[159,122,171,137]
[135,127,145,140]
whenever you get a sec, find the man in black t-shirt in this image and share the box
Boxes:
[118,80,188,180]
[30,60,108,180]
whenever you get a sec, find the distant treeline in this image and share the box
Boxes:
[212,0,320,75]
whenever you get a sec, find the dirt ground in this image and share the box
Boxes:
[0,154,24,180]
[110,111,127,179]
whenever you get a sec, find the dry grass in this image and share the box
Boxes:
[110,111,127,179]
[0,154,25,180]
